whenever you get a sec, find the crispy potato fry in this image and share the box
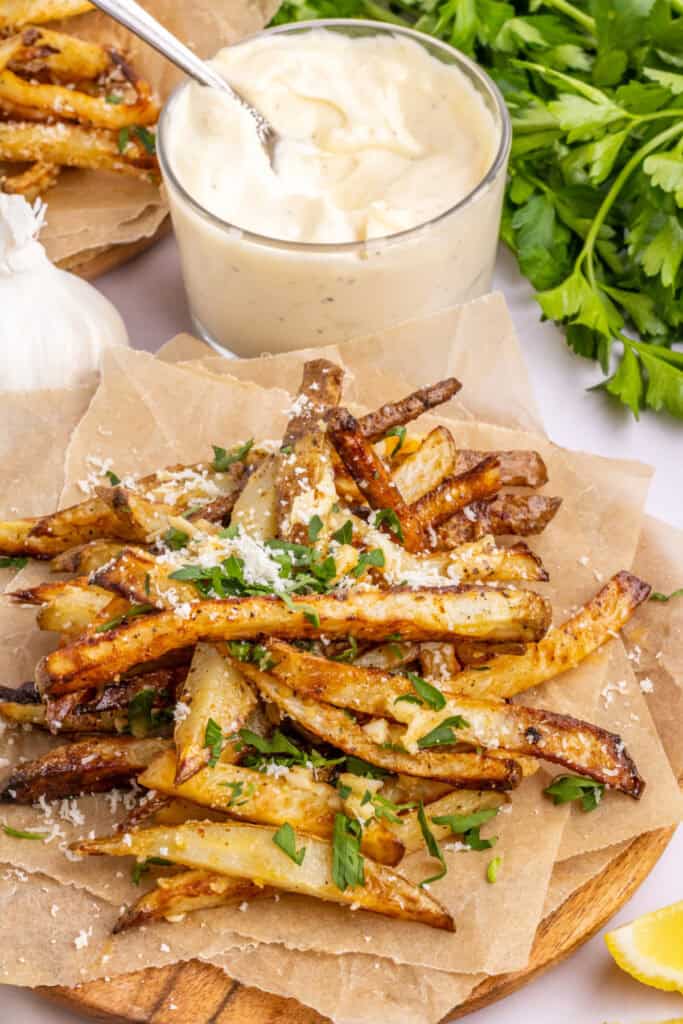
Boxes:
[453,450,548,488]
[0,158,59,200]
[0,0,93,28]
[390,427,457,502]
[411,456,502,531]
[75,820,455,931]
[419,642,460,681]
[265,639,642,795]
[174,644,256,783]
[9,27,110,80]
[357,379,461,442]
[0,496,124,558]
[0,736,169,803]
[230,455,278,541]
[92,664,186,712]
[39,585,553,694]
[11,577,116,635]
[450,571,652,699]
[114,870,267,932]
[97,486,181,544]
[327,407,425,552]
[0,122,157,182]
[354,641,421,670]
[91,546,196,607]
[51,539,129,575]
[0,692,124,733]
[239,665,521,791]
[276,360,342,544]
[139,748,403,866]
[387,790,505,852]
[435,494,563,546]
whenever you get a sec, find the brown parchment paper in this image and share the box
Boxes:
[0,293,681,1024]
[33,0,279,265]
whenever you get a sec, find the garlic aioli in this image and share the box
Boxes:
[160,24,509,356]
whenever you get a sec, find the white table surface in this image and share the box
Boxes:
[2,235,681,1024]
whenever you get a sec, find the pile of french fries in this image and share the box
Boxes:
[0,0,158,201]
[0,360,652,934]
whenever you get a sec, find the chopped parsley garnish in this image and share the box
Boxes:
[127,686,173,738]
[331,636,359,663]
[144,572,151,597]
[431,808,500,851]
[133,125,156,155]
[544,774,605,812]
[219,525,240,539]
[351,547,385,578]
[650,588,683,602]
[360,790,416,825]
[372,508,405,544]
[395,671,446,711]
[332,520,353,545]
[281,591,320,627]
[105,93,123,104]
[486,855,502,884]
[222,781,255,807]
[384,425,407,456]
[204,717,225,767]
[273,822,306,865]
[336,781,352,800]
[117,126,129,153]
[417,715,470,749]
[331,813,364,891]
[417,802,447,886]
[132,856,172,885]
[2,824,46,840]
[280,444,293,455]
[212,439,254,471]
[228,640,275,671]
[163,527,190,551]
[95,603,153,633]
[343,756,389,779]
[0,555,28,570]
[105,470,121,486]
[236,728,343,773]
[308,515,324,542]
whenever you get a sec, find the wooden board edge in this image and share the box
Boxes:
[58,218,171,281]
[38,823,675,1024]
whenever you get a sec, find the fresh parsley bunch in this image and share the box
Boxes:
[272,0,683,419]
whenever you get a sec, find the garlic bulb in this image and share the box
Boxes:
[0,194,129,390]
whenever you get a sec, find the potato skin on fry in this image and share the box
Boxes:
[358,378,461,441]
[0,736,169,803]
[38,585,553,694]
[411,456,502,530]
[114,870,267,933]
[435,494,563,546]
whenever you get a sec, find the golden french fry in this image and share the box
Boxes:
[387,790,505,852]
[0,736,169,803]
[452,450,548,488]
[114,870,268,932]
[412,456,502,530]
[51,540,129,575]
[230,455,278,540]
[39,584,553,694]
[0,158,60,200]
[435,494,563,546]
[75,820,455,931]
[0,1,93,28]
[390,426,457,502]
[173,644,256,783]
[11,577,117,636]
[0,122,157,181]
[357,378,461,441]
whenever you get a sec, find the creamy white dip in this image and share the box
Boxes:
[168,31,498,244]
[160,26,508,356]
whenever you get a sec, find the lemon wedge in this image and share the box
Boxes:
[605,900,683,993]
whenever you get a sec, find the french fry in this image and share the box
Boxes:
[0,122,157,182]
[435,494,563,546]
[0,0,93,28]
[276,360,343,543]
[173,644,256,783]
[411,456,502,531]
[387,790,505,852]
[11,577,117,635]
[0,496,124,558]
[354,641,421,670]
[0,736,169,803]
[0,158,59,200]
[97,486,182,544]
[357,378,461,441]
[327,407,426,553]
[38,585,553,694]
[92,664,186,712]
[51,539,129,575]
[238,665,521,791]
[0,692,124,733]
[452,450,548,488]
[139,748,404,867]
[75,820,455,931]
[390,426,457,502]
[449,571,652,699]
[230,455,278,540]
[419,642,460,681]
[114,870,267,932]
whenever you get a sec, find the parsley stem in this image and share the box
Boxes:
[360,0,410,25]
[535,0,596,35]
[581,120,683,286]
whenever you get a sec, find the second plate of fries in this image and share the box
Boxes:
[0,357,656,937]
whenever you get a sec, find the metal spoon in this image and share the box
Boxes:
[89,0,278,164]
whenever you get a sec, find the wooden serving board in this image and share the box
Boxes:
[59,218,171,281]
[40,822,675,1024]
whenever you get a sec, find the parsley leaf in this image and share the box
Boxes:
[332,520,353,545]
[132,856,172,885]
[204,717,225,767]
[431,807,500,851]
[650,588,683,602]
[417,801,447,886]
[163,527,189,550]
[105,470,121,486]
[331,813,364,891]
[372,508,405,544]
[351,548,385,578]
[544,774,605,812]
[0,555,28,570]
[331,636,359,663]
[273,821,306,865]
[2,824,46,840]
[395,671,446,711]
[384,425,407,456]
[487,855,502,883]
[95,603,153,634]
[417,715,470,749]
[212,439,254,471]
[308,515,324,542]
[343,755,389,779]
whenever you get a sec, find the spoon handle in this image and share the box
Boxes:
[89,0,231,92]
